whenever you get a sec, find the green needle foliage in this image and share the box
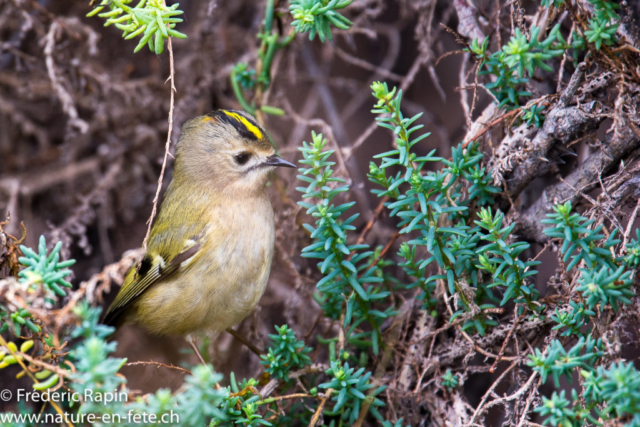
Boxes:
[594,362,640,419]
[584,18,619,50]
[522,104,546,127]
[471,0,622,108]
[71,301,114,339]
[368,81,512,335]
[502,26,566,78]
[3,308,40,336]
[528,336,603,388]
[536,390,600,427]
[551,300,594,337]
[528,193,640,427]
[19,235,75,298]
[87,0,187,54]
[441,370,459,390]
[534,358,640,426]
[576,266,633,311]
[364,79,639,427]
[475,208,540,309]
[469,25,567,109]
[213,376,269,427]
[231,0,354,117]
[542,0,621,52]
[233,63,257,89]
[297,131,395,355]
[589,0,621,21]
[260,325,312,381]
[398,242,439,313]
[584,0,620,50]
[542,201,620,270]
[624,229,640,268]
[319,358,386,424]
[463,165,501,206]
[290,0,354,42]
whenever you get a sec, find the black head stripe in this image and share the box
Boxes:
[207,110,264,142]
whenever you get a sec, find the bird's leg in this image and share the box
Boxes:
[188,335,207,365]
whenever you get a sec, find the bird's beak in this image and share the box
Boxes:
[263,155,296,168]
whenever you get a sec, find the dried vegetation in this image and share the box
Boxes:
[2,0,640,426]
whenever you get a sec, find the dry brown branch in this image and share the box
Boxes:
[480,372,539,413]
[334,46,404,82]
[260,365,328,400]
[453,0,485,41]
[2,1,640,425]
[490,311,525,373]
[520,91,640,242]
[43,20,88,134]
[466,361,519,426]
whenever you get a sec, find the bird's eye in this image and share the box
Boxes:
[234,152,251,165]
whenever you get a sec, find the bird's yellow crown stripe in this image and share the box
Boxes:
[222,110,263,140]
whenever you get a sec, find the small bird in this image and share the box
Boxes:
[103,109,295,362]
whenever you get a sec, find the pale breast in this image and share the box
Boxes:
[132,195,275,336]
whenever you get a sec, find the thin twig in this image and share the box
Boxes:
[143,34,176,248]
[125,360,192,375]
[256,393,313,405]
[226,327,265,356]
[481,372,539,411]
[463,109,520,148]
[308,388,333,427]
[439,279,515,361]
[15,351,75,381]
[516,377,541,427]
[466,360,520,426]
[409,307,505,346]
[622,198,640,254]
[0,335,73,427]
[348,52,428,159]
[44,21,88,134]
[354,197,389,247]
[490,311,525,373]
[359,232,400,277]
[260,364,327,399]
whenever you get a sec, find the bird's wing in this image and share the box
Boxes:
[103,238,202,327]
[103,181,212,327]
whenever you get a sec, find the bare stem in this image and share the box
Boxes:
[143,35,176,248]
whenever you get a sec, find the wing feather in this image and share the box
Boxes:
[103,243,202,327]
[103,180,209,327]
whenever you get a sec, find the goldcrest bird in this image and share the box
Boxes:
[103,109,295,360]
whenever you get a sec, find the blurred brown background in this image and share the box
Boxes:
[0,0,482,393]
[4,0,640,425]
